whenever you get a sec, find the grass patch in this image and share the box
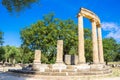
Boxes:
[111,68,120,77]
[108,61,120,64]
[106,68,120,77]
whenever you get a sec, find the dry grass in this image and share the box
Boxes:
[111,68,120,77]
[108,62,120,64]
[106,67,120,78]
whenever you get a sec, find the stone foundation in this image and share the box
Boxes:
[52,63,66,72]
[9,64,112,76]
[33,63,48,72]
[75,64,90,71]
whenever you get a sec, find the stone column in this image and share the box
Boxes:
[34,50,41,63]
[98,26,104,64]
[56,40,63,63]
[78,13,86,64]
[91,19,99,64]
[52,40,66,71]
[33,50,47,71]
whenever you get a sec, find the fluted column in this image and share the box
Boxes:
[98,26,104,64]
[56,40,63,63]
[91,19,99,64]
[78,13,86,64]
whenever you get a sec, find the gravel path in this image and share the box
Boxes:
[0,72,120,80]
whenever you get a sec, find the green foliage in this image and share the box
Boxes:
[20,13,96,63]
[113,44,120,61]
[4,45,20,63]
[20,13,78,63]
[0,31,4,46]
[103,38,118,64]
[0,47,5,61]
[84,29,92,62]
[85,39,92,62]
[0,31,4,61]
[19,46,34,63]
[2,0,38,12]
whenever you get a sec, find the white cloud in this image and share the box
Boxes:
[102,22,118,31]
[101,22,120,42]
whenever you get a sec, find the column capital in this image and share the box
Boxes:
[97,24,101,28]
[90,18,97,23]
[77,13,84,17]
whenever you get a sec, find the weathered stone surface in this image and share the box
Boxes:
[90,64,105,70]
[56,40,64,63]
[75,64,90,70]
[91,19,99,64]
[33,63,48,72]
[52,40,66,71]
[52,63,66,72]
[64,55,78,65]
[33,50,49,72]
[78,14,86,64]
[64,55,71,65]
[34,50,41,63]
[98,27,104,64]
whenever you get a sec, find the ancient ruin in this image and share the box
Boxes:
[9,8,111,77]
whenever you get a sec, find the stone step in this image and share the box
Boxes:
[29,71,111,76]
[66,65,75,69]
[45,69,77,72]
[9,69,112,76]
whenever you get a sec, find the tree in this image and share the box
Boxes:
[0,31,4,46]
[4,45,21,64]
[84,29,92,62]
[2,0,38,12]
[0,47,5,61]
[114,44,120,61]
[0,31,4,61]
[20,13,77,63]
[19,46,34,63]
[103,38,118,64]
[20,13,93,63]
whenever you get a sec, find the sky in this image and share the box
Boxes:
[0,0,120,47]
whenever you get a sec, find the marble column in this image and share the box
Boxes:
[91,19,99,64]
[78,13,86,64]
[56,40,63,63]
[34,50,41,63]
[98,26,104,64]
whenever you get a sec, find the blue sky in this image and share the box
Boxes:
[0,0,120,47]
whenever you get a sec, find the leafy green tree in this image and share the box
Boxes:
[4,45,11,62]
[20,13,93,63]
[0,31,4,46]
[4,45,21,64]
[103,38,118,64]
[84,29,92,62]
[114,44,120,61]
[0,31,4,61]
[2,0,38,12]
[0,47,5,61]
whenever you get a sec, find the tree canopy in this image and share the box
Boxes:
[0,31,4,46]
[0,31,4,61]
[20,13,94,63]
[2,0,38,12]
